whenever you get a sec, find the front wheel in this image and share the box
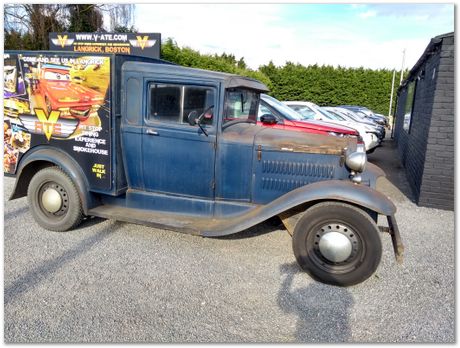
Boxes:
[292,202,382,286]
[28,167,84,231]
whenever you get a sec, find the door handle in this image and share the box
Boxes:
[146,128,159,136]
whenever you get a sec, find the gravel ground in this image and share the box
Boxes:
[3,138,454,343]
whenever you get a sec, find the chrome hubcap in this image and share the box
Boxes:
[41,188,63,213]
[319,232,352,262]
[314,223,358,263]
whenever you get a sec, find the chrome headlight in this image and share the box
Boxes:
[345,151,367,173]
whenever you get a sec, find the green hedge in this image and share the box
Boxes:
[161,40,407,115]
[161,38,272,89]
[259,61,406,115]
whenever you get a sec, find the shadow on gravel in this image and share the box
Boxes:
[4,206,29,221]
[4,222,122,306]
[277,263,354,343]
[367,137,415,203]
[75,216,106,230]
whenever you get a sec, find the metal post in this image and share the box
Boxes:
[389,69,396,117]
[399,49,406,84]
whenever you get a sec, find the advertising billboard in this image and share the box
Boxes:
[3,52,112,190]
[49,32,161,59]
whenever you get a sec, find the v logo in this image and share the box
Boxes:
[136,35,149,50]
[57,35,68,48]
[35,109,61,141]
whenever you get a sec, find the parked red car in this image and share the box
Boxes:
[258,94,361,140]
[38,64,105,120]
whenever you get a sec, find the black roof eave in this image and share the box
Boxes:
[397,32,453,93]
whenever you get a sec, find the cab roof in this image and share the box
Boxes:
[122,60,269,92]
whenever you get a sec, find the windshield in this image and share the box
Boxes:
[224,88,259,124]
[355,110,369,118]
[337,108,363,122]
[287,105,316,120]
[323,108,346,121]
[315,107,338,120]
[261,95,306,121]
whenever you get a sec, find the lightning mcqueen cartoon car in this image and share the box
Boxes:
[38,64,105,120]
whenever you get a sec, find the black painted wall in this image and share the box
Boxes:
[394,33,454,210]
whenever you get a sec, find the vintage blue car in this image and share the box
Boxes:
[7,52,403,286]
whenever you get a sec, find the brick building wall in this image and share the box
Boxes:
[418,35,454,210]
[393,33,454,210]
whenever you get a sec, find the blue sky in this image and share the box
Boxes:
[135,3,454,70]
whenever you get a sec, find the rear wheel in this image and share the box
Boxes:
[292,202,382,286]
[28,167,84,231]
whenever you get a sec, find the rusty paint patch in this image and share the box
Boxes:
[254,127,356,156]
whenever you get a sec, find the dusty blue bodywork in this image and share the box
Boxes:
[10,54,398,247]
[114,63,366,216]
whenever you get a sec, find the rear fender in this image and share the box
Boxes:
[9,146,97,214]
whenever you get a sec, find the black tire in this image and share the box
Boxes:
[27,167,84,232]
[292,202,382,286]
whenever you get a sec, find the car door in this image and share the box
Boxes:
[142,81,217,199]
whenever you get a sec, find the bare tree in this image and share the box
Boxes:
[109,4,135,31]
[4,4,136,50]
[67,4,104,32]
[5,4,67,49]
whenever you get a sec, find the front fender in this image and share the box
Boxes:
[202,179,395,236]
[361,162,385,189]
[267,179,395,217]
[9,146,96,214]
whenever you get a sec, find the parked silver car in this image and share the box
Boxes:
[283,101,379,153]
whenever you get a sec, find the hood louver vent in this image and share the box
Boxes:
[261,160,335,191]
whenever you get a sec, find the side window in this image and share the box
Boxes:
[223,88,259,124]
[403,80,416,133]
[183,86,215,125]
[150,84,181,123]
[126,77,141,125]
[148,83,215,125]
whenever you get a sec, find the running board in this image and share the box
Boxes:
[88,205,216,236]
[88,203,275,237]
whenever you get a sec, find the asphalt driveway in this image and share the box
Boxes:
[3,138,454,343]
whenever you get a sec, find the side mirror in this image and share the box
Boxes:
[187,111,199,126]
[260,114,277,125]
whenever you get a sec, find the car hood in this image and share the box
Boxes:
[320,119,367,135]
[254,125,355,156]
[285,119,358,135]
